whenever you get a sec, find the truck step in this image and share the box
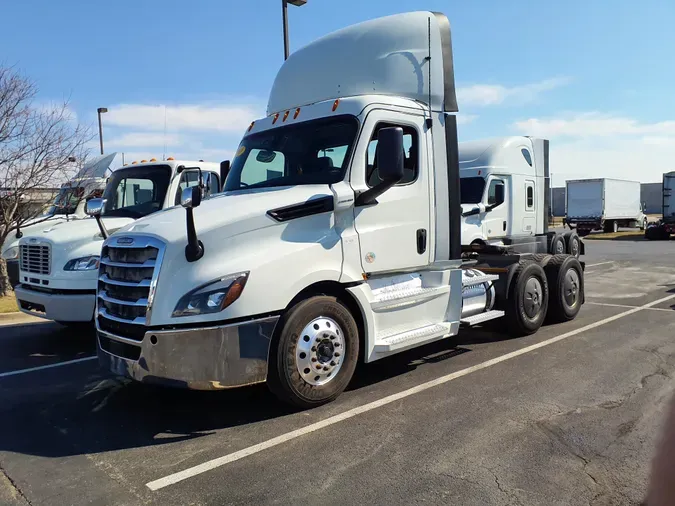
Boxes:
[374,323,454,352]
[462,274,499,288]
[371,285,450,311]
[460,310,505,327]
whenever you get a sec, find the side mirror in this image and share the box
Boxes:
[85,198,104,217]
[375,127,405,183]
[181,186,202,209]
[220,160,230,190]
[355,127,405,207]
[494,184,505,206]
[85,198,108,239]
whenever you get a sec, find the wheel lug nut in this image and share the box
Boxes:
[311,357,317,362]
[330,361,336,366]
[334,352,340,357]
[323,366,329,371]
[316,365,322,370]
[311,346,316,352]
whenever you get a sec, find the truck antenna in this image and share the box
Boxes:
[163,105,168,161]
[425,17,433,129]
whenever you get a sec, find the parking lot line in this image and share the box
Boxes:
[585,301,675,313]
[585,261,615,268]
[145,292,675,491]
[0,356,97,379]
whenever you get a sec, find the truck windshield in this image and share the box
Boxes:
[460,177,486,204]
[225,115,359,191]
[101,165,172,219]
[46,186,85,215]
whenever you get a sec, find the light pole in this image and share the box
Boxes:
[282,0,307,60]
[97,107,108,155]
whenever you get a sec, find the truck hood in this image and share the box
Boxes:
[21,216,135,247]
[118,185,333,243]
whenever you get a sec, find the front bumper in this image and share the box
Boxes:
[14,284,96,322]
[96,316,279,390]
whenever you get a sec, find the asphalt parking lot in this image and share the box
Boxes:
[2,236,675,506]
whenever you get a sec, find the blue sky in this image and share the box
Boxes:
[3,0,675,185]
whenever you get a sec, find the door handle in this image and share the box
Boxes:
[503,221,506,231]
[417,229,427,254]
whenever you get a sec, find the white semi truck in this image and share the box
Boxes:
[88,11,585,408]
[460,136,583,258]
[645,171,675,240]
[1,153,116,287]
[565,178,646,235]
[14,158,223,326]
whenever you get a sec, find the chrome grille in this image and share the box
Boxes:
[20,244,50,275]
[96,236,164,339]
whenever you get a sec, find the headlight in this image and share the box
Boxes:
[1,246,19,260]
[172,272,249,317]
[64,256,100,271]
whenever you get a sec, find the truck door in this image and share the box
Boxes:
[521,179,536,235]
[483,176,509,241]
[351,111,431,274]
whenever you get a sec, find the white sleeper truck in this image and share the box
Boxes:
[89,11,585,408]
[460,136,583,258]
[1,153,116,287]
[565,178,646,235]
[15,158,223,326]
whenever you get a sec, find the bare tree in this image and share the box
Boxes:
[0,65,93,297]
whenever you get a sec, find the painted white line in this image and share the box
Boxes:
[585,301,675,313]
[0,356,97,379]
[585,261,615,268]
[145,292,675,491]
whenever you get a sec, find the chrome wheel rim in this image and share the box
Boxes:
[571,237,579,257]
[296,317,345,386]
[524,277,543,319]
[563,268,580,309]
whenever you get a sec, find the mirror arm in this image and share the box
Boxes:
[355,180,397,207]
[95,215,108,239]
[184,208,204,262]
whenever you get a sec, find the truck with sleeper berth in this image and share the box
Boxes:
[87,11,585,408]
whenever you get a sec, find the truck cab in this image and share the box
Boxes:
[90,11,585,408]
[14,159,222,325]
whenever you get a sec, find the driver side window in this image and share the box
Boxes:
[174,170,202,205]
[487,179,504,205]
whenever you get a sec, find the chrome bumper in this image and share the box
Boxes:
[96,316,279,390]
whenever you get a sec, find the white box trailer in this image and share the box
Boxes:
[645,172,675,240]
[565,178,646,235]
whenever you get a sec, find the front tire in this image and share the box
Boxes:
[505,261,549,337]
[544,255,583,324]
[267,296,359,408]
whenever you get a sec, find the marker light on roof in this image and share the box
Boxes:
[167,157,174,160]
[272,113,279,124]
[150,158,157,162]
[131,161,137,164]
[248,121,255,132]
[294,108,301,119]
[141,159,147,163]
[282,110,290,122]
[332,99,340,111]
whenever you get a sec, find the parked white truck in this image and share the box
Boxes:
[565,178,646,235]
[14,158,223,326]
[645,171,675,240]
[88,11,585,408]
[1,153,116,287]
[460,136,583,258]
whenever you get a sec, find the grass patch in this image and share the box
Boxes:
[0,294,18,313]
[584,231,644,241]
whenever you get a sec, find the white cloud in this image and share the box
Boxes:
[457,77,571,107]
[456,114,478,125]
[513,112,675,138]
[107,132,183,148]
[105,102,263,133]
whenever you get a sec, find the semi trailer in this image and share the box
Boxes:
[645,171,675,240]
[565,178,646,235]
[14,158,223,326]
[89,11,585,408]
[460,136,583,258]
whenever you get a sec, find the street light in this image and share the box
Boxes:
[97,107,108,155]
[282,0,307,60]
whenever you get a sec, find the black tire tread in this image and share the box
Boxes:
[544,254,583,324]
[505,261,549,337]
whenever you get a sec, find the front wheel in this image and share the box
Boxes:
[267,296,359,408]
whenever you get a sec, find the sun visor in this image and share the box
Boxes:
[73,152,118,180]
[267,11,458,115]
